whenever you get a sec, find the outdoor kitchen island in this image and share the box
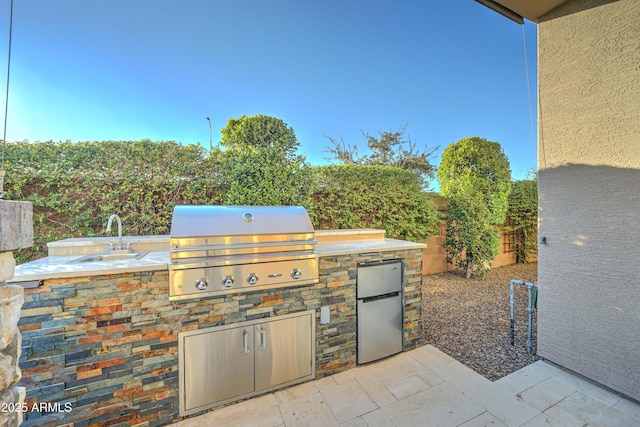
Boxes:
[10,228,425,426]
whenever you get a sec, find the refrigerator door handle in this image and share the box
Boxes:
[360,291,400,303]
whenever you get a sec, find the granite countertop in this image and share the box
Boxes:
[316,238,425,257]
[11,251,171,283]
[10,230,425,284]
[46,235,170,257]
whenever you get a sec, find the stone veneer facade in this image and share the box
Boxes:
[0,200,34,427]
[16,249,422,426]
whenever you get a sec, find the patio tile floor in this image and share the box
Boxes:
[172,345,640,427]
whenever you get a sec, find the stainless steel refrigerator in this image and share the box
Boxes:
[356,260,403,364]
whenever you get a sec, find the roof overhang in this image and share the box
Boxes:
[475,0,571,23]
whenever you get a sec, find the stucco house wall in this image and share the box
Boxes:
[537,0,640,401]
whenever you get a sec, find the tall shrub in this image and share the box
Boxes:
[506,175,538,262]
[219,115,312,207]
[310,164,440,242]
[437,136,511,278]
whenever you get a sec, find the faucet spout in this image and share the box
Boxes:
[106,214,123,251]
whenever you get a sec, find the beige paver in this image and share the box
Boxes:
[517,377,576,411]
[175,393,282,427]
[278,391,339,427]
[494,360,562,395]
[543,391,638,427]
[320,378,378,423]
[356,374,398,407]
[551,368,622,406]
[612,397,640,423]
[432,357,541,426]
[339,416,369,427]
[274,380,319,404]
[518,413,566,427]
[365,351,436,385]
[331,365,367,385]
[173,345,640,427]
[360,408,395,427]
[315,374,338,390]
[382,382,485,427]
[409,344,457,369]
[384,374,431,400]
[459,411,508,427]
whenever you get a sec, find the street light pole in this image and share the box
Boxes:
[206,117,212,152]
[1,0,15,199]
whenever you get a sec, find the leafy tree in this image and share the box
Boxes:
[310,165,440,242]
[219,114,312,207]
[324,124,438,190]
[506,170,538,263]
[437,136,511,278]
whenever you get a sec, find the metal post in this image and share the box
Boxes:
[206,117,212,152]
[526,283,533,354]
[1,0,15,199]
[509,280,516,346]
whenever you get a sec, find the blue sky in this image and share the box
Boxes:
[0,0,537,188]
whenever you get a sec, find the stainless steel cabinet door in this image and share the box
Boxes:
[254,314,313,392]
[182,326,254,412]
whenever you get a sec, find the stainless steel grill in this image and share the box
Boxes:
[169,205,318,301]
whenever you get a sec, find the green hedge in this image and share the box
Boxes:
[4,141,441,262]
[310,164,440,242]
[506,177,538,262]
[4,140,222,262]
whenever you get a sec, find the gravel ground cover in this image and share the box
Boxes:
[422,262,540,381]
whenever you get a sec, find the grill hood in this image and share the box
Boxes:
[168,205,318,301]
[170,205,314,238]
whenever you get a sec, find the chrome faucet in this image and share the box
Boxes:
[106,214,123,251]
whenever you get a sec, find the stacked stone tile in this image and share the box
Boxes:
[17,248,422,426]
[0,200,33,427]
[316,250,423,375]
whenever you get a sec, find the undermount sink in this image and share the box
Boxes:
[70,251,149,263]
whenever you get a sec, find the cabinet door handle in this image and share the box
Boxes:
[243,328,250,353]
[257,327,267,351]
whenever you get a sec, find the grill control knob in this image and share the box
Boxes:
[222,275,234,288]
[291,268,302,280]
[247,273,259,285]
[195,278,208,291]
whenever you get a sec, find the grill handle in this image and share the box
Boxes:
[170,238,317,252]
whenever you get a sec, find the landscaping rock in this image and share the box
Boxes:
[422,262,539,381]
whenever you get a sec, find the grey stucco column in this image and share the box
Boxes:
[0,200,33,427]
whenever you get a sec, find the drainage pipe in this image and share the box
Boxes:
[509,279,537,354]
